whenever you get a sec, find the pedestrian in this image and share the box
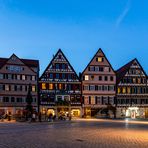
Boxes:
[32,112,36,122]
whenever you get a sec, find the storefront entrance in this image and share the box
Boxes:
[71,109,81,117]
[126,107,139,119]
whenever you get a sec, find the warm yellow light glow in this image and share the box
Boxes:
[42,83,46,90]
[49,83,53,90]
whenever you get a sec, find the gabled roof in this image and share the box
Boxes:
[0,54,39,71]
[116,58,147,84]
[82,48,115,75]
[40,48,80,81]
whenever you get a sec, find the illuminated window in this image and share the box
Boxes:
[22,75,26,80]
[122,87,126,94]
[138,78,141,84]
[42,83,46,90]
[84,96,89,105]
[32,76,36,81]
[133,78,136,83]
[59,84,62,90]
[5,85,10,91]
[17,75,21,80]
[118,88,121,94]
[85,75,89,80]
[96,57,103,62]
[127,87,131,94]
[91,96,95,104]
[32,86,36,92]
[49,84,53,90]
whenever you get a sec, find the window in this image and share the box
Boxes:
[3,97,9,102]
[56,73,60,79]
[84,96,89,105]
[8,74,12,80]
[109,97,114,104]
[104,76,108,81]
[104,67,109,72]
[11,97,15,102]
[98,85,102,91]
[118,88,121,94]
[59,84,62,90]
[104,85,108,91]
[122,87,126,94]
[62,64,66,69]
[0,84,4,91]
[55,64,60,69]
[16,98,22,103]
[99,76,102,81]
[62,73,66,79]
[49,74,53,79]
[127,87,131,94]
[133,78,136,83]
[17,85,22,91]
[95,67,99,71]
[89,85,95,90]
[108,85,114,91]
[17,75,21,80]
[84,85,89,90]
[32,86,36,92]
[49,84,53,90]
[91,96,95,104]
[32,76,36,81]
[84,75,89,80]
[42,83,46,90]
[89,66,94,71]
[0,74,3,79]
[110,76,114,81]
[5,85,10,91]
[99,67,104,72]
[96,57,103,62]
[90,75,94,80]
[103,97,108,104]
[97,97,101,104]
[22,75,26,80]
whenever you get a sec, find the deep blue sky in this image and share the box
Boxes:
[0,0,148,75]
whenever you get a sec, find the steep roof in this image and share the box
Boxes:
[116,58,147,84]
[0,54,39,69]
[82,48,115,75]
[40,48,80,81]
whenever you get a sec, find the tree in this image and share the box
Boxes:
[25,83,33,118]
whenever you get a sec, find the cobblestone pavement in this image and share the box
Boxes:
[0,119,148,148]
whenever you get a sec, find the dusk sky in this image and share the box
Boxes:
[0,0,148,75]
